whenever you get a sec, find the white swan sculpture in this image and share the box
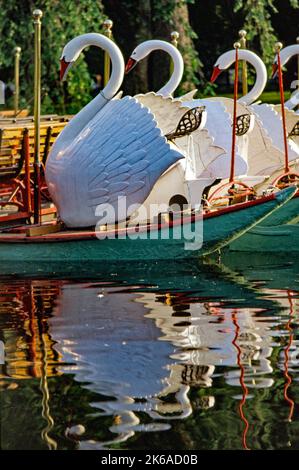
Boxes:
[126,40,248,183]
[211,48,299,166]
[45,34,184,228]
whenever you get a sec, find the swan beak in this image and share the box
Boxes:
[125,58,137,74]
[60,57,71,81]
[271,63,279,79]
[210,66,222,83]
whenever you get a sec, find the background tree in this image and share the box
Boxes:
[102,0,201,96]
[234,0,298,65]
[189,0,299,89]
[0,0,298,113]
[0,0,106,114]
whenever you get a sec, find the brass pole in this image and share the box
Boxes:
[170,31,179,76]
[14,46,21,117]
[103,19,113,86]
[33,9,42,225]
[239,30,248,96]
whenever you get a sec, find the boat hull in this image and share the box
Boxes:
[229,191,299,253]
[228,223,299,253]
[255,192,299,226]
[0,187,295,262]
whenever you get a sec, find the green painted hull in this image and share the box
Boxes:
[228,223,299,253]
[0,187,295,263]
[252,194,299,226]
[229,193,299,253]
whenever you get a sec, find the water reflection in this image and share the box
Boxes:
[0,257,299,450]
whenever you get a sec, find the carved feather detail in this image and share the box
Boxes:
[46,96,183,227]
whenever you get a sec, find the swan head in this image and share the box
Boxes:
[272,44,299,78]
[60,38,82,81]
[60,34,114,81]
[210,50,236,82]
[60,57,74,81]
[125,42,152,74]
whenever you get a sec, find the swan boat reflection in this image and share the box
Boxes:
[1,258,298,449]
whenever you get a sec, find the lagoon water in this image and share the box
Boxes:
[1,253,299,450]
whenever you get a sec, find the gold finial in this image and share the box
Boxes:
[239,29,247,39]
[171,31,180,41]
[296,36,299,44]
[171,31,179,49]
[234,42,241,49]
[32,9,43,21]
[275,41,283,52]
[14,46,21,54]
[103,19,113,32]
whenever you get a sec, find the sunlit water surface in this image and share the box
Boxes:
[1,254,299,450]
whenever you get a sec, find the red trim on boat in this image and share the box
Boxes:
[0,190,290,244]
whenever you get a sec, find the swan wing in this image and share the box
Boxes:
[183,98,248,178]
[134,93,247,180]
[251,103,299,159]
[176,89,198,101]
[273,105,299,140]
[135,92,190,135]
[46,96,183,227]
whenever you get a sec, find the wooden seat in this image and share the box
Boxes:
[0,118,70,177]
[0,117,70,224]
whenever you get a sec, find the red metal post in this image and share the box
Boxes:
[230,45,239,183]
[24,128,32,214]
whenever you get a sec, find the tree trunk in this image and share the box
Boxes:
[102,0,198,96]
[151,1,197,93]
[102,0,151,95]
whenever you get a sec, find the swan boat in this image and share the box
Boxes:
[125,40,299,253]
[210,47,299,252]
[0,34,295,263]
[126,41,299,227]
[136,41,299,254]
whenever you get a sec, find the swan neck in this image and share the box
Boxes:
[145,41,183,97]
[281,44,299,66]
[237,50,267,105]
[54,34,124,151]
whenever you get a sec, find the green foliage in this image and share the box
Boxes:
[0,0,106,114]
[234,0,277,66]
[234,0,299,67]
[0,0,298,113]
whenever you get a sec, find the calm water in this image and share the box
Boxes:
[1,254,299,450]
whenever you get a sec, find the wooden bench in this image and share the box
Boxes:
[0,117,70,177]
[0,117,70,225]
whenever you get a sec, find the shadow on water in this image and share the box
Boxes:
[0,253,299,450]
